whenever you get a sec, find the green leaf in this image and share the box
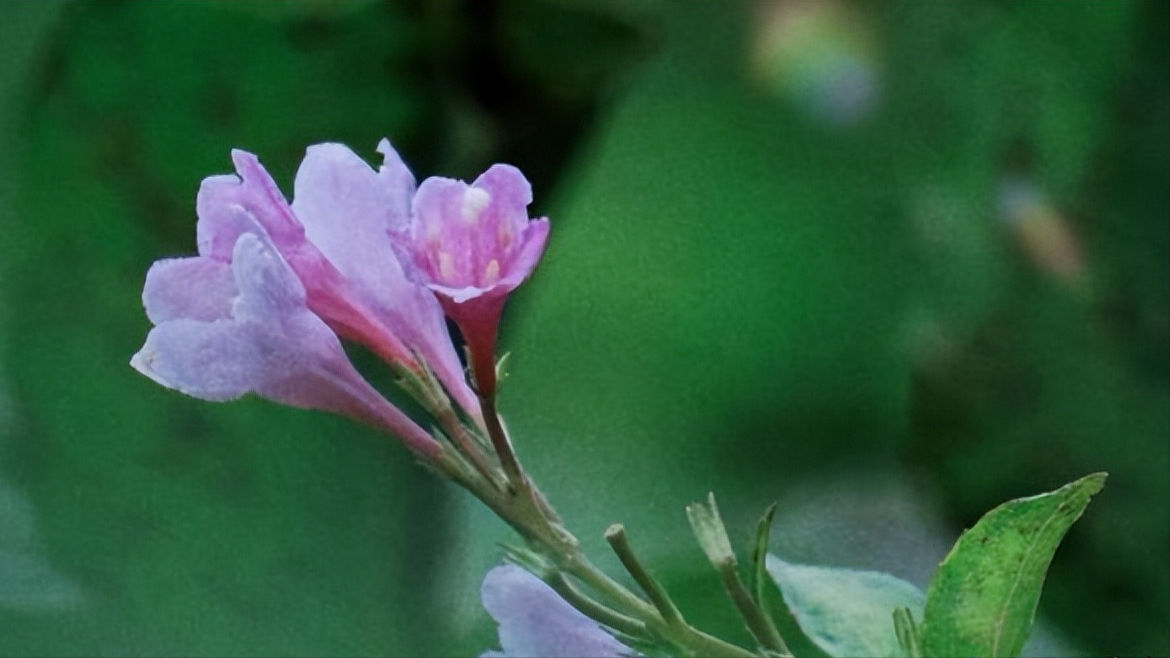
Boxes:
[892,607,923,658]
[922,473,1107,658]
[765,555,926,658]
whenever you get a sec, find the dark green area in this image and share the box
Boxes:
[1,1,1165,656]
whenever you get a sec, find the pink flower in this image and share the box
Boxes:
[194,140,481,422]
[403,165,550,397]
[131,231,441,458]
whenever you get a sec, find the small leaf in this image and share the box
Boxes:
[892,607,923,658]
[921,473,1107,658]
[766,555,926,658]
[752,502,779,607]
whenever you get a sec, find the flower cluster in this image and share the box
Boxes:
[131,139,548,459]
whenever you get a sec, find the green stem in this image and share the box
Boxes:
[443,399,759,657]
[400,362,507,493]
[547,572,648,639]
[603,524,758,658]
[718,563,790,656]
[438,404,507,493]
[605,524,686,628]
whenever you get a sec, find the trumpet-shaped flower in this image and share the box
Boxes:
[481,565,635,658]
[403,165,550,397]
[195,140,481,421]
[132,231,441,458]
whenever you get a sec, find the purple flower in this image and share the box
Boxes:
[131,231,441,458]
[481,565,635,658]
[403,165,550,397]
[194,140,481,421]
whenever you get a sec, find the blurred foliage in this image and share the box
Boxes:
[0,1,1165,656]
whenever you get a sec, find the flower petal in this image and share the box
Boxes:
[132,317,257,401]
[132,233,441,457]
[142,257,236,324]
[481,565,635,658]
[472,164,534,240]
[192,143,479,423]
[410,165,547,299]
[496,218,550,291]
[195,153,304,262]
[407,164,550,398]
[289,141,481,420]
[291,141,412,287]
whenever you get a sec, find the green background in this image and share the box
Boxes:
[1,1,1166,655]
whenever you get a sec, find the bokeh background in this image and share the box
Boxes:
[1,1,1166,656]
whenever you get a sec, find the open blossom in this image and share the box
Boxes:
[132,138,524,453]
[131,230,441,458]
[194,140,481,422]
[481,565,635,658]
[403,165,550,397]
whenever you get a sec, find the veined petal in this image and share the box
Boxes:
[481,565,635,658]
[195,153,305,261]
[195,175,262,261]
[289,140,481,421]
[409,166,548,299]
[496,218,550,291]
[132,233,441,457]
[193,146,421,372]
[132,317,260,402]
[142,257,236,324]
[291,142,412,287]
[471,164,534,243]
[376,138,416,233]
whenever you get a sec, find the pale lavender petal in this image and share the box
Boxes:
[471,164,534,238]
[194,152,308,263]
[481,565,635,658]
[376,138,418,235]
[289,142,441,343]
[291,142,409,287]
[191,147,431,389]
[290,141,480,420]
[290,142,412,279]
[229,229,309,317]
[226,150,307,247]
[142,257,236,324]
[194,176,269,261]
[495,218,550,291]
[132,318,260,401]
[195,152,396,341]
[132,233,440,456]
[411,176,474,283]
[132,233,328,399]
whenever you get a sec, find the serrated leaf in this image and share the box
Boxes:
[766,555,926,658]
[922,473,1107,658]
